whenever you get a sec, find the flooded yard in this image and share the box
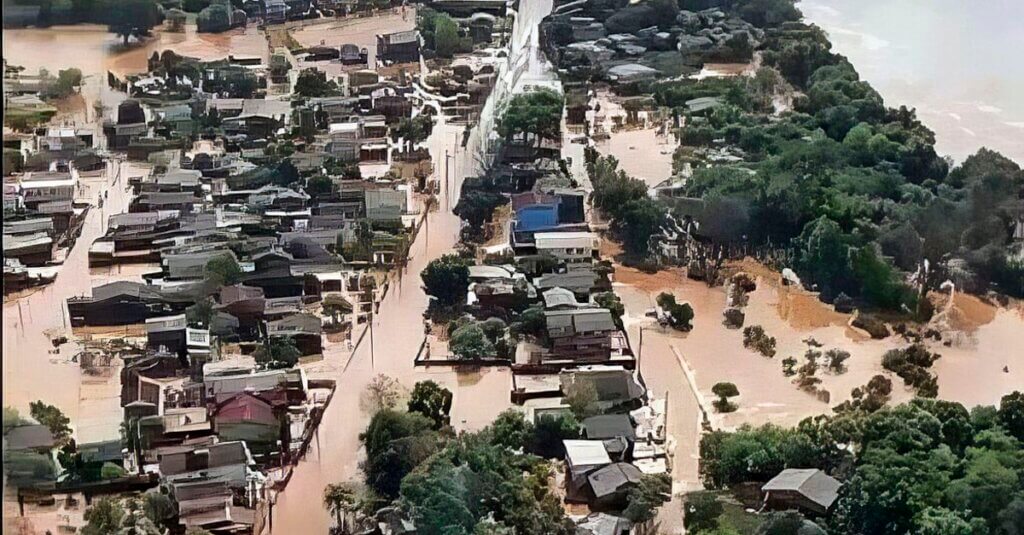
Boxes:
[592,90,677,188]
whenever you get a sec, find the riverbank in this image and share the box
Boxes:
[800,0,1024,164]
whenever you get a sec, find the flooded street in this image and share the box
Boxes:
[3,159,154,444]
[801,0,1024,163]
[269,3,558,531]
[593,91,677,187]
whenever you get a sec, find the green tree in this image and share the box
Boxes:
[82,497,125,535]
[306,175,336,198]
[453,190,506,230]
[563,381,599,420]
[294,68,341,97]
[100,462,126,479]
[359,409,438,498]
[711,382,739,413]
[795,216,852,299]
[205,254,243,286]
[593,292,625,327]
[108,0,162,45]
[185,298,216,327]
[510,305,546,340]
[449,323,495,360]
[421,254,470,307]
[434,14,460,58]
[408,381,453,429]
[999,391,1024,441]
[254,337,301,368]
[489,409,532,451]
[197,1,231,32]
[623,473,672,523]
[657,292,695,330]
[684,492,724,533]
[498,89,564,146]
[615,197,666,259]
[324,482,364,534]
[756,512,825,535]
[29,400,71,445]
[529,413,580,459]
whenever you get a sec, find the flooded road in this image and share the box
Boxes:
[3,159,154,444]
[801,0,1024,163]
[269,3,557,532]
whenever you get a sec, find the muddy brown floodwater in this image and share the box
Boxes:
[3,159,156,448]
[269,3,559,530]
[613,261,1024,432]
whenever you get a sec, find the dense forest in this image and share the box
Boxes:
[560,0,1024,314]
[699,392,1024,534]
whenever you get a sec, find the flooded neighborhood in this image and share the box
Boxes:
[3,0,1023,534]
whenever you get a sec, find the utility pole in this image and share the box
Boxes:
[368,304,375,369]
[637,326,643,370]
[444,150,451,209]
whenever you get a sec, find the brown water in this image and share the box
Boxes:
[3,24,268,76]
[614,263,1024,433]
[3,160,155,446]
[269,4,558,530]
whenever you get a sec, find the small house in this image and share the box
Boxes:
[534,231,600,270]
[545,308,616,358]
[377,30,420,64]
[761,468,842,516]
[587,462,644,508]
[563,439,612,502]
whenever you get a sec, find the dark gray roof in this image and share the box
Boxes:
[545,308,615,338]
[79,439,124,463]
[576,513,631,535]
[4,425,56,451]
[587,462,643,498]
[581,414,635,441]
[762,468,842,509]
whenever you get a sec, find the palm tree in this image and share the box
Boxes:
[323,483,359,534]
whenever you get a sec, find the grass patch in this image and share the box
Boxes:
[685,490,763,535]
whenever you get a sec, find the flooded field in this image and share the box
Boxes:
[3,23,268,76]
[613,260,1024,431]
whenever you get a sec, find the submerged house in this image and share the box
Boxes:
[67,281,194,327]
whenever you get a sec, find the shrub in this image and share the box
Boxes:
[742,325,776,357]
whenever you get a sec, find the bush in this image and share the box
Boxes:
[657,292,695,331]
[421,255,470,308]
[742,325,776,357]
[449,324,494,360]
[881,344,940,397]
[712,382,739,413]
